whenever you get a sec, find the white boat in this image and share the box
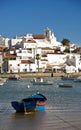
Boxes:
[0,81,4,85]
[31,78,53,85]
[0,78,7,86]
[74,76,81,82]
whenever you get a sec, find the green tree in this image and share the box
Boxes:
[61,38,70,47]
[64,48,70,53]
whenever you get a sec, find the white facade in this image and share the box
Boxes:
[8,59,21,73]
[10,27,62,50]
[0,52,3,73]
[44,27,62,47]
[65,53,81,72]
[65,65,77,73]
[5,38,10,47]
[11,38,22,46]
[4,27,81,73]
[47,53,66,65]
[24,42,37,49]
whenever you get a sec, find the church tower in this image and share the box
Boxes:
[44,27,57,44]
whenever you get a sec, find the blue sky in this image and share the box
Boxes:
[0,0,81,45]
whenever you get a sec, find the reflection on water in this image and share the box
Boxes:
[12,111,46,130]
[0,77,81,130]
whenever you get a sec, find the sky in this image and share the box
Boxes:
[0,0,81,45]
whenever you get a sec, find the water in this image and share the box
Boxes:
[0,77,81,130]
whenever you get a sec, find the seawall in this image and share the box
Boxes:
[0,72,81,78]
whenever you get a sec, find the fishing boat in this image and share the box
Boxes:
[61,75,75,80]
[31,78,53,85]
[8,74,20,80]
[11,92,47,113]
[59,83,73,88]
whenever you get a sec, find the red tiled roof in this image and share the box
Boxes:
[0,46,7,51]
[21,60,33,64]
[42,47,53,50]
[47,52,64,54]
[41,59,48,61]
[10,48,15,51]
[5,53,16,58]
[27,39,36,43]
[32,34,45,39]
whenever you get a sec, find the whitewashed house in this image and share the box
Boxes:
[65,65,76,73]
[47,53,66,66]
[4,27,81,73]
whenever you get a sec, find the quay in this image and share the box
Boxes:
[0,72,81,78]
[0,72,62,78]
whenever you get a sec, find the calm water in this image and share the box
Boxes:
[0,77,81,130]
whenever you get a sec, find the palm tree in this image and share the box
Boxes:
[2,57,8,73]
[0,66,1,73]
[36,54,40,72]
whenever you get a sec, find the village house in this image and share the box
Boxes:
[0,27,81,73]
[5,28,64,73]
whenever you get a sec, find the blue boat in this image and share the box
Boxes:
[11,93,47,113]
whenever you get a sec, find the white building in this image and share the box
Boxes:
[11,38,22,46]
[47,53,66,66]
[4,27,81,73]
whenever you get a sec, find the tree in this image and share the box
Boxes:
[64,48,70,53]
[61,38,70,47]
[36,54,40,72]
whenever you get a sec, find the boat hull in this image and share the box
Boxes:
[59,83,72,88]
[36,101,46,111]
[33,82,53,85]
[8,75,20,80]
[11,93,47,113]
[11,101,36,113]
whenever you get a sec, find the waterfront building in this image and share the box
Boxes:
[0,27,81,73]
[6,27,63,73]
[0,52,3,73]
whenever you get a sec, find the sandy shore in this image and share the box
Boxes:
[0,72,81,78]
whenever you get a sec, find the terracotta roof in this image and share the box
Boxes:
[27,39,36,43]
[32,34,45,39]
[41,59,48,61]
[42,47,53,50]
[47,52,64,54]
[10,48,15,51]
[0,46,7,51]
[21,60,33,64]
[5,53,17,58]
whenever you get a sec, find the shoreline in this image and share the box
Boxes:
[0,72,81,78]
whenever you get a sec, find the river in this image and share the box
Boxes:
[0,77,81,130]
